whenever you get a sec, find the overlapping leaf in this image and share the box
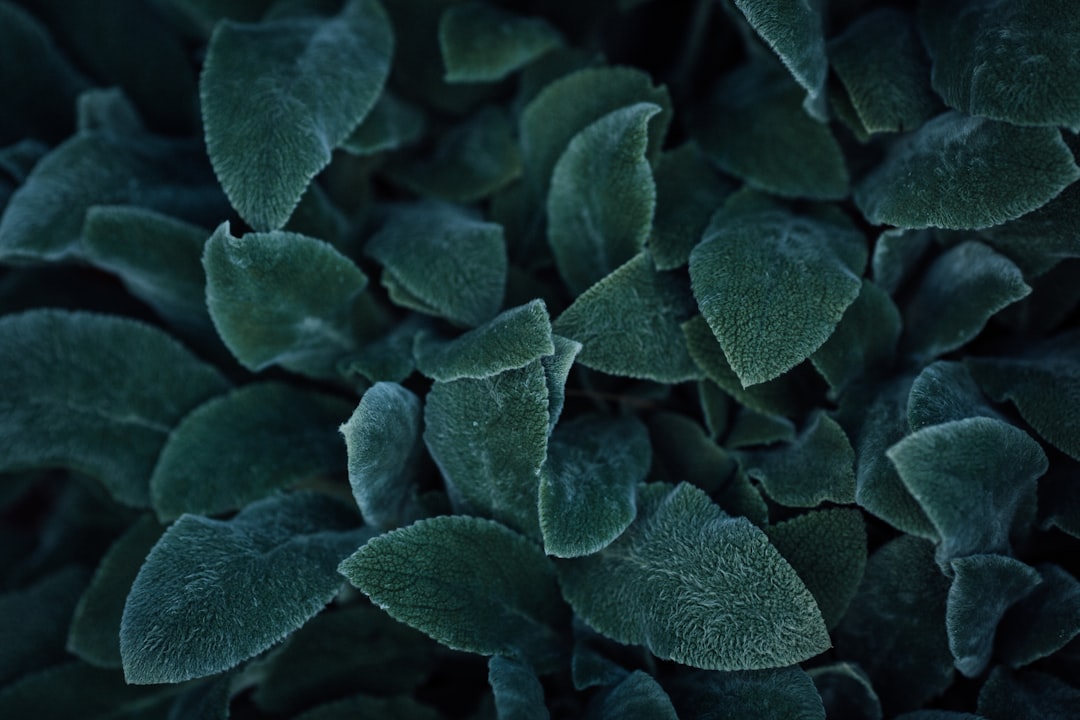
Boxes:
[341,91,425,156]
[586,671,677,720]
[810,279,901,394]
[978,667,1080,720]
[997,563,1080,668]
[439,3,563,83]
[667,666,826,720]
[488,655,550,720]
[0,567,90,686]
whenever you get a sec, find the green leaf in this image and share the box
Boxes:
[808,663,882,720]
[978,667,1080,720]
[541,335,582,433]
[887,417,1048,564]
[827,9,939,135]
[339,316,424,386]
[366,202,507,328]
[439,3,563,83]
[341,382,426,531]
[341,91,426,156]
[520,66,672,194]
[696,62,847,200]
[998,564,1080,668]
[967,329,1080,461]
[586,671,677,720]
[547,103,659,294]
[920,0,1080,130]
[833,536,953,715]
[76,87,144,137]
[121,492,367,684]
[689,201,866,386]
[68,516,165,668]
[539,414,650,558]
[203,222,369,379]
[557,482,829,670]
[647,412,738,494]
[150,382,351,521]
[872,228,933,295]
[725,408,796,450]
[415,300,554,382]
[489,655,550,720]
[810,280,901,395]
[731,0,828,119]
[738,412,856,507]
[667,666,826,720]
[698,380,732,440]
[0,567,90,686]
[553,253,701,383]
[571,641,630,691]
[895,713,986,720]
[946,554,1042,677]
[339,515,568,669]
[296,695,442,720]
[901,241,1030,360]
[167,675,232,720]
[0,310,229,506]
[908,361,1002,432]
[0,663,173,719]
[854,112,1080,230]
[200,0,393,229]
[978,180,1080,275]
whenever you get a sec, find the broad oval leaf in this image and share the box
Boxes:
[667,666,826,720]
[150,382,352,521]
[338,515,568,669]
[203,222,370,379]
[0,310,228,506]
[200,0,392,230]
[587,671,677,720]
[557,482,829,671]
[854,112,1080,230]
[439,3,563,83]
[908,361,1002,432]
[489,655,550,720]
[120,492,368,684]
[547,103,658,294]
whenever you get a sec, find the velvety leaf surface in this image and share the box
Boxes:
[901,241,1030,360]
[977,667,1080,720]
[424,361,548,538]
[887,417,1048,563]
[76,87,143,137]
[647,412,738,494]
[0,663,172,719]
[167,675,231,720]
[415,299,554,381]
[739,412,856,507]
[0,310,229,506]
[120,492,368,684]
[68,516,165,668]
[689,202,866,386]
[366,202,507,328]
[907,362,1000,433]
[489,655,550,720]
[997,563,1080,668]
[667,666,826,720]
[440,3,563,83]
[557,482,829,670]
[978,180,1080,274]
[293,695,442,720]
[872,228,933,295]
[920,0,1080,129]
[553,253,701,383]
[339,515,568,668]
[571,640,630,691]
[945,554,1042,677]
[339,315,424,386]
[150,383,352,520]
[203,222,369,378]
[808,663,882,720]
[541,335,582,433]
[586,671,677,720]
[341,382,426,531]
[341,91,425,156]
[810,279,901,394]
[538,414,650,558]
[833,536,953,715]
[725,408,797,449]
[854,112,1080,230]
[200,0,392,229]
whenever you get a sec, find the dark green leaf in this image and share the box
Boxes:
[541,335,582,433]
[854,112,1080,230]
[553,253,701,383]
[339,315,424,386]
[539,414,650,558]
[978,180,1080,275]
[366,202,507,328]
[667,666,826,720]
[571,642,629,691]
[725,408,796,450]
[895,713,986,720]
[200,0,393,229]
[167,675,232,720]
[872,228,933,295]
[341,91,425,156]
[0,663,173,719]
[908,361,1002,431]
[810,279,901,395]
[157,0,274,38]
[203,222,369,379]
[76,87,144,137]
[647,412,737,493]
[557,483,829,670]
[120,492,367,684]
[586,671,677,720]
[293,694,442,720]
[489,655,550,720]
[0,310,229,506]
[698,380,732,439]
[440,3,563,83]
[808,663,882,720]
[977,667,1080,720]
[998,564,1080,668]
[339,515,568,669]
[547,103,659,294]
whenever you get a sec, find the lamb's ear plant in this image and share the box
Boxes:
[2,0,1079,718]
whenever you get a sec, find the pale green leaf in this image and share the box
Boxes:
[440,3,563,83]
[121,492,368,684]
[586,671,677,720]
[200,0,393,229]
[808,663,882,720]
[489,655,550,720]
[667,666,826,720]
[0,310,229,507]
[908,361,1002,432]
[557,482,829,670]
[978,667,1080,720]
[810,280,901,395]
[541,335,582,433]
[341,91,426,156]
[854,112,1080,230]
[539,414,650,558]
[339,515,568,669]
[203,222,370,379]
[0,567,90,686]
[998,564,1080,668]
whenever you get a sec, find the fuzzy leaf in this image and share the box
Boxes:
[998,564,1080,668]
[76,87,143,137]
[872,228,933,295]
[586,671,677,720]
[366,202,507,328]
[293,695,442,720]
[557,482,829,670]
[726,408,797,449]
[150,383,351,521]
[668,666,826,720]
[203,222,369,379]
[440,3,563,83]
[946,554,1042,677]
[978,667,1080,720]
[339,515,568,669]
[0,567,90,686]
[120,492,367,684]
[489,655,550,720]
[978,180,1080,274]
[810,280,901,394]
[808,663,882,720]
[341,91,425,156]
[542,335,582,433]
[887,417,1048,564]
[200,0,392,229]
[341,383,427,532]
[168,675,232,720]
[415,300,554,381]
[0,310,228,506]
[553,253,701,383]
[648,412,737,494]
[539,414,650,558]
[908,361,1002,432]
[854,112,1080,230]
[689,202,866,386]
[424,361,548,538]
